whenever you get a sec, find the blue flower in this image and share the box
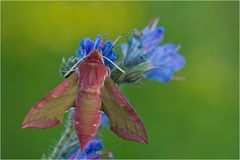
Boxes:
[119,26,164,68]
[145,44,185,83]
[76,35,118,68]
[66,139,103,159]
[117,18,185,83]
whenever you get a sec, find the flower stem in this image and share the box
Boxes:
[48,112,74,159]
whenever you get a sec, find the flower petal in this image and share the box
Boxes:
[172,53,185,71]
[142,27,164,53]
[147,47,166,66]
[80,38,93,54]
[76,49,85,58]
[101,41,118,67]
[145,67,174,83]
[73,150,87,159]
[107,51,118,61]
[103,51,118,67]
[102,41,112,56]
[148,44,185,72]
[85,139,103,155]
[65,139,103,159]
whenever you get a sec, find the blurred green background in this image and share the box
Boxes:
[1,1,238,159]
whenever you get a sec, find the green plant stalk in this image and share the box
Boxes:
[48,111,75,159]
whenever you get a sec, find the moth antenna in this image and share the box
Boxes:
[102,56,125,74]
[112,35,122,46]
[64,55,89,77]
[99,34,108,60]
[105,35,122,56]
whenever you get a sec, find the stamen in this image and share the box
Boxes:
[148,18,159,31]
[99,34,108,51]
[176,45,181,51]
[112,35,122,47]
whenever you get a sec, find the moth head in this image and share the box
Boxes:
[84,50,103,64]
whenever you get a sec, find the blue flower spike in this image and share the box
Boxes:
[117,18,185,83]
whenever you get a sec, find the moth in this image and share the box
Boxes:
[22,50,148,151]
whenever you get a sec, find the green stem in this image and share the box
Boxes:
[48,112,74,159]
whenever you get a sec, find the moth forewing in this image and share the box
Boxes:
[22,72,78,129]
[100,77,148,144]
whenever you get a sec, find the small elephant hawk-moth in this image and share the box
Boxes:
[22,50,148,151]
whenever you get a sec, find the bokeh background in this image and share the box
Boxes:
[1,1,238,159]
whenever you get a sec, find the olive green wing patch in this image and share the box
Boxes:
[101,77,148,144]
[22,72,78,128]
